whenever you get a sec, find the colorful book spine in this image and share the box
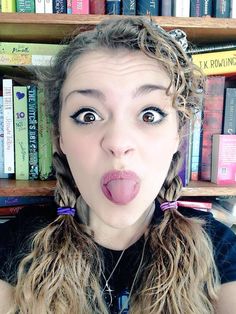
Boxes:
[37,85,53,180]
[0,206,24,216]
[106,0,121,14]
[67,0,72,13]
[3,79,14,174]
[13,86,29,180]
[0,96,8,179]
[0,42,65,55]
[45,0,53,12]
[0,196,54,207]
[190,0,201,16]
[122,0,136,15]
[231,0,236,18]
[223,88,236,135]
[161,0,172,16]
[201,0,212,16]
[53,0,67,13]
[72,0,89,13]
[137,0,159,16]
[173,0,190,17]
[213,0,230,18]
[1,0,16,12]
[35,0,45,12]
[192,49,236,76]
[28,85,39,180]
[200,76,225,181]
[16,0,35,12]
[89,0,105,14]
[211,134,236,185]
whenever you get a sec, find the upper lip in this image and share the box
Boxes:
[101,170,140,185]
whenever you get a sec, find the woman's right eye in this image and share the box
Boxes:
[70,108,102,125]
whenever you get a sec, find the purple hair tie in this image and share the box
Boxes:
[160,201,178,212]
[57,207,76,216]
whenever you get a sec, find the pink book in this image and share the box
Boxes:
[211,134,236,185]
[72,0,89,13]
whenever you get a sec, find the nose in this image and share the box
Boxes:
[101,123,135,158]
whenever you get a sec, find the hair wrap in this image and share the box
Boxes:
[160,201,178,211]
[57,207,76,216]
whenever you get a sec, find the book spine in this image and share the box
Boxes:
[45,0,53,12]
[200,0,213,16]
[106,0,121,14]
[122,0,136,15]
[161,0,172,16]
[173,0,190,17]
[37,85,53,180]
[13,86,29,180]
[190,0,201,16]
[192,49,236,76]
[0,206,23,216]
[67,0,72,13]
[137,0,159,15]
[0,42,64,55]
[1,0,16,12]
[0,96,9,178]
[231,0,236,18]
[89,0,105,14]
[72,0,89,13]
[200,76,225,181]
[53,0,67,13]
[213,0,230,17]
[0,196,54,206]
[28,85,39,180]
[3,79,14,174]
[16,0,35,12]
[35,0,45,12]
[223,88,236,135]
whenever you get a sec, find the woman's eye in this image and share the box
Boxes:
[70,108,102,124]
[139,107,167,124]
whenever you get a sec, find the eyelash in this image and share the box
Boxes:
[139,106,168,124]
[70,107,102,125]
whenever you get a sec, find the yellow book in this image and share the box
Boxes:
[2,0,16,12]
[192,49,236,76]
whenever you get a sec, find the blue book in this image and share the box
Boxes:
[137,0,159,16]
[122,0,136,15]
[213,0,230,18]
[0,96,9,179]
[52,0,67,13]
[0,196,54,207]
[28,84,39,180]
[106,0,121,14]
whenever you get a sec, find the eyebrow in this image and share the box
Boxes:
[64,84,167,103]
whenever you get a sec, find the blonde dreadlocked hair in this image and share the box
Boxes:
[9,16,220,313]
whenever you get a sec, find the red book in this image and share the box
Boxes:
[0,206,23,216]
[72,0,89,13]
[200,76,225,181]
[89,0,105,14]
[211,134,236,185]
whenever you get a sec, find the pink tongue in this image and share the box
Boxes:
[106,179,138,205]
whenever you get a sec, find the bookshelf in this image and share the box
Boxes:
[0,13,236,198]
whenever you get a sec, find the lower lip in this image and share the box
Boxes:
[101,170,140,205]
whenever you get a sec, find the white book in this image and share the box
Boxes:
[35,0,45,13]
[44,0,53,13]
[0,96,8,178]
[231,0,236,18]
[3,79,14,174]
[173,0,190,17]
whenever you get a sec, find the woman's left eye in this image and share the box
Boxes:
[139,106,167,124]
[70,108,102,125]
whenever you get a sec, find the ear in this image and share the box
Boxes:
[59,135,66,155]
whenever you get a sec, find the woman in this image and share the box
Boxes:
[0,16,236,314]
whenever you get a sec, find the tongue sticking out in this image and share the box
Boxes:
[103,179,139,205]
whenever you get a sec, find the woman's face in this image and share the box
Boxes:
[60,49,179,230]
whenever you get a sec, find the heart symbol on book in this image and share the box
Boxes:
[16,92,25,100]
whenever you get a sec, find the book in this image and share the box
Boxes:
[190,0,201,16]
[35,0,45,12]
[201,0,212,16]
[137,0,159,16]
[223,88,236,135]
[211,134,236,185]
[0,206,24,216]
[3,79,14,174]
[0,196,54,207]
[192,49,236,76]
[173,0,190,17]
[45,0,53,12]
[1,0,16,12]
[231,0,236,18]
[72,0,89,13]
[161,0,172,16]
[188,42,236,54]
[89,0,105,14]
[0,96,9,179]
[13,86,29,180]
[106,0,121,14]
[178,121,191,187]
[67,0,72,13]
[37,84,54,180]
[16,0,35,12]
[200,76,225,181]
[213,0,230,18]
[122,0,136,15]
[28,84,39,180]
[177,200,212,210]
[53,0,67,13]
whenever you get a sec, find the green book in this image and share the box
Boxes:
[0,42,65,55]
[13,86,29,180]
[37,84,53,180]
[16,0,35,12]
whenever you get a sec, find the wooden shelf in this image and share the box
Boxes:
[0,179,235,197]
[1,13,236,44]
